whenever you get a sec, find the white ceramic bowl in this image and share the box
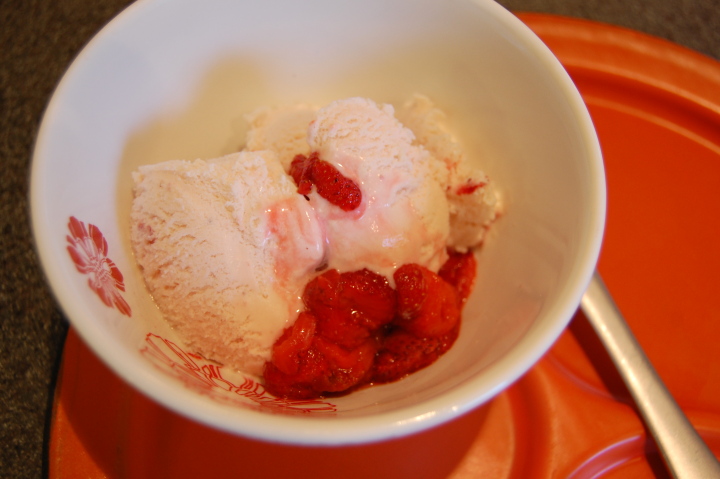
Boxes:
[31,0,605,445]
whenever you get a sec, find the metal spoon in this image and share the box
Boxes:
[581,272,720,478]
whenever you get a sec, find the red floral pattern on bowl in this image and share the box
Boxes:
[66,216,131,316]
[141,333,338,414]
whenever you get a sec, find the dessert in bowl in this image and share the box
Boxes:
[31,0,604,444]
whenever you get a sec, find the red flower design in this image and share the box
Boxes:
[66,216,131,317]
[141,333,337,414]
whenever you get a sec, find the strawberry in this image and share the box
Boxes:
[438,249,477,306]
[393,264,460,337]
[264,334,377,398]
[289,151,362,211]
[371,323,460,384]
[304,269,396,349]
[311,337,377,393]
[264,250,475,399]
[263,347,331,399]
[310,156,362,211]
[334,269,397,330]
[455,179,486,195]
[289,153,314,195]
[270,311,317,375]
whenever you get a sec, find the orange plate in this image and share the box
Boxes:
[49,14,720,479]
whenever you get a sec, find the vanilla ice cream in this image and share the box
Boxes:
[397,95,498,250]
[301,97,451,279]
[244,104,317,170]
[131,95,500,377]
[130,151,324,376]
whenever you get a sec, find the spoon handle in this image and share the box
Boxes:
[581,272,720,479]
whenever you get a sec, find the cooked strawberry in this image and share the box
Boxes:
[310,157,362,211]
[311,337,377,393]
[263,347,331,399]
[271,311,317,375]
[303,269,396,349]
[335,269,397,330]
[393,264,460,337]
[264,334,376,398]
[289,153,314,195]
[265,256,473,399]
[303,270,367,348]
[455,179,486,195]
[371,324,460,384]
[438,249,477,306]
[288,151,362,211]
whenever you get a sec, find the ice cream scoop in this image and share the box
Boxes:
[130,151,325,376]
